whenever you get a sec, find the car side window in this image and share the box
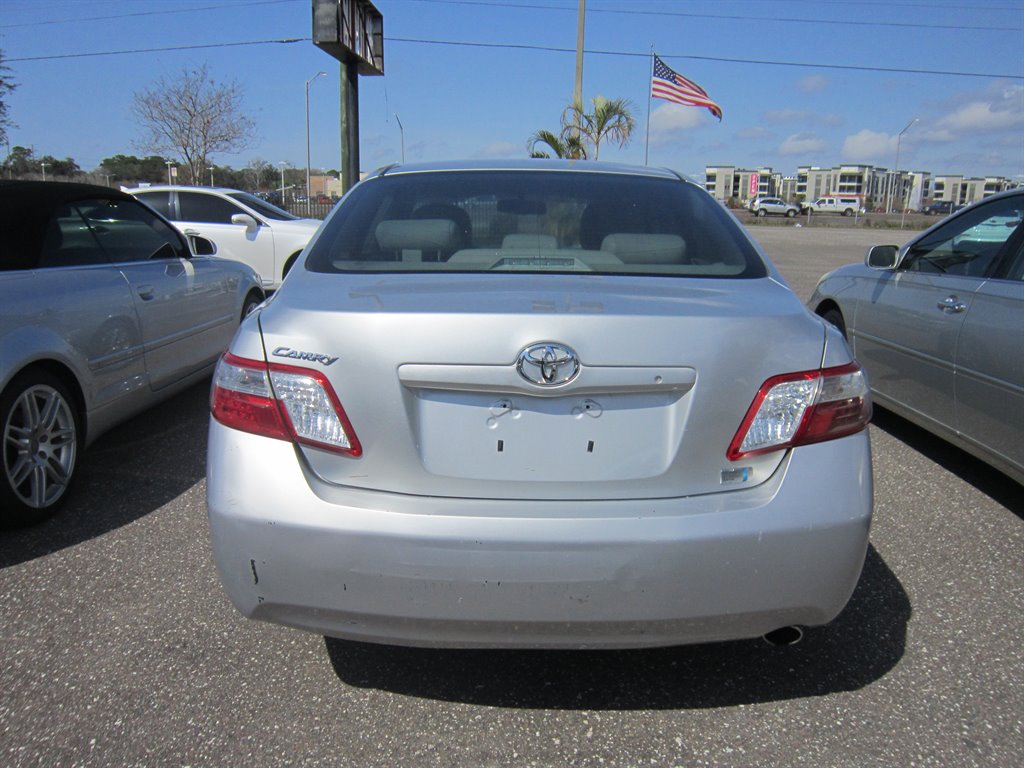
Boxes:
[74,198,190,263]
[901,196,1024,279]
[178,191,243,224]
[1004,238,1024,282]
[37,204,112,268]
[134,191,173,219]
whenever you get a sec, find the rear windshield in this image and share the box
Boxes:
[304,170,766,278]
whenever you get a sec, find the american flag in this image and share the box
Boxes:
[651,55,723,121]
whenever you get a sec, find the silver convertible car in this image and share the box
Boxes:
[207,160,873,649]
[1,181,264,526]
[811,188,1023,486]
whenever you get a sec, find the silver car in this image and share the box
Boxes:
[207,160,873,649]
[1,181,264,526]
[749,196,800,218]
[811,189,1023,485]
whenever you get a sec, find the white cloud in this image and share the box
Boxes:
[799,75,829,94]
[779,132,827,156]
[647,103,709,148]
[841,129,896,163]
[936,97,1024,135]
[918,82,1024,146]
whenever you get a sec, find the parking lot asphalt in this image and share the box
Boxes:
[2,225,1022,768]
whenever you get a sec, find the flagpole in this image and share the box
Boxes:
[644,46,653,165]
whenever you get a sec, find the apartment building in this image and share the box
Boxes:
[932,175,1016,206]
[704,166,783,202]
[708,163,1008,211]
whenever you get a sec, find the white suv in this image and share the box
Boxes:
[803,196,866,216]
[129,186,321,290]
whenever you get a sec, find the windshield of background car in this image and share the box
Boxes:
[304,171,766,278]
[902,195,1024,279]
[227,192,298,221]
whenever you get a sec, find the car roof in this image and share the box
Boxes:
[125,185,242,195]
[365,159,686,182]
[0,181,137,270]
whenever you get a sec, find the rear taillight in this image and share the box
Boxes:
[727,362,871,460]
[211,353,362,457]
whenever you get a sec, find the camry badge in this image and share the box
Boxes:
[516,343,580,387]
[272,346,339,366]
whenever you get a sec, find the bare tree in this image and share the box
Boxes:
[245,157,272,191]
[132,65,255,185]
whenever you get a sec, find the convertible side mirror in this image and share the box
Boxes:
[866,244,899,270]
[231,213,259,234]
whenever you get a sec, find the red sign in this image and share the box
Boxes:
[749,173,759,197]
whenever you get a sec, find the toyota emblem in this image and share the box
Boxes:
[516,343,580,386]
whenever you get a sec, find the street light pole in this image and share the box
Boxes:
[278,161,286,203]
[305,71,327,217]
[166,160,173,185]
[208,167,215,186]
[395,113,405,163]
[888,117,918,215]
[40,162,49,182]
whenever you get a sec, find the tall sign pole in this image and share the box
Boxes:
[312,0,384,194]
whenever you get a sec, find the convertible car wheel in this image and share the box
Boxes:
[0,371,80,527]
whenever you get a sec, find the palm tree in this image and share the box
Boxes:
[561,96,636,161]
[528,129,587,160]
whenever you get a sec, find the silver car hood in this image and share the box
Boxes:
[245,271,829,501]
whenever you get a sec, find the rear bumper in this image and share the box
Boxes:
[206,421,873,649]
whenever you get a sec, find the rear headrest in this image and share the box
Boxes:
[375,219,458,252]
[600,233,685,264]
[501,233,558,250]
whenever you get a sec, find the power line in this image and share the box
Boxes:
[8,38,306,63]
[7,34,1023,80]
[4,0,1020,33]
[0,0,298,29]
[410,0,1024,33]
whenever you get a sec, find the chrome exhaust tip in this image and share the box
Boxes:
[762,625,804,647]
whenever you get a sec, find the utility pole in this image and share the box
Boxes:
[572,0,585,141]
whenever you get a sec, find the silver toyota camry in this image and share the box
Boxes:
[207,160,873,649]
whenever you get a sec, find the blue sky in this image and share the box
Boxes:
[3,0,1023,182]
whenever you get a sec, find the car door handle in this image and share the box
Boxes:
[137,284,155,301]
[937,295,967,313]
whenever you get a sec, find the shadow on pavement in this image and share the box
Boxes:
[871,407,1023,520]
[0,379,211,568]
[324,544,908,709]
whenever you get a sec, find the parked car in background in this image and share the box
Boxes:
[128,186,321,291]
[923,200,962,216]
[748,196,800,218]
[207,159,873,650]
[803,196,866,216]
[810,188,1023,485]
[805,196,866,216]
[0,181,264,526]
